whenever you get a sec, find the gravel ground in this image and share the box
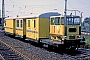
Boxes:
[0,31,90,60]
[0,37,23,60]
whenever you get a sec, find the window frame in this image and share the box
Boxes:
[73,17,80,25]
[55,17,60,25]
[50,17,60,25]
[16,20,19,27]
[34,20,36,28]
[61,17,64,25]
[50,17,55,25]
[28,20,30,27]
[66,17,80,25]
[20,20,22,28]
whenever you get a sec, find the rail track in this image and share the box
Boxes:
[0,38,31,60]
[77,48,90,59]
[0,38,23,60]
[0,31,30,60]
[0,29,90,60]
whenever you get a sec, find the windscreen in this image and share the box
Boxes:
[66,17,80,25]
[50,17,60,25]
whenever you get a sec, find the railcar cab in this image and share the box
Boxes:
[50,15,85,47]
[50,16,65,37]
[64,15,85,47]
[65,16,81,40]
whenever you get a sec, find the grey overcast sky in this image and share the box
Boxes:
[0,0,90,20]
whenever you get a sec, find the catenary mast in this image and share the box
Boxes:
[64,0,67,36]
[2,0,5,30]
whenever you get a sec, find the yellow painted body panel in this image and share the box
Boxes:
[26,18,49,40]
[66,25,80,40]
[50,25,64,36]
[67,25,79,35]
[50,25,81,40]
[39,18,49,38]
[50,25,55,34]
[33,18,39,40]
[6,20,13,28]
[16,30,23,36]
[5,28,13,33]
[26,18,36,39]
[4,19,15,34]
[59,25,64,35]
[15,18,23,36]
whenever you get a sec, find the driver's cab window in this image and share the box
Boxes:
[61,17,64,25]
[66,17,80,25]
[74,18,80,25]
[66,17,73,25]
[51,18,55,25]
[55,17,60,25]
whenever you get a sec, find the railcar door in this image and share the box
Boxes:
[26,19,33,39]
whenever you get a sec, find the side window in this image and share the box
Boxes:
[55,17,60,25]
[28,20,30,27]
[61,17,64,25]
[50,18,55,25]
[20,20,22,27]
[16,20,19,27]
[34,20,36,28]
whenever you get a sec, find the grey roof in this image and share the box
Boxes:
[39,12,61,18]
[5,12,61,19]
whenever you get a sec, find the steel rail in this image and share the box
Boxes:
[0,39,30,60]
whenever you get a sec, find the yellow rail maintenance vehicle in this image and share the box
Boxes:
[40,15,85,50]
[4,12,60,42]
[4,12,85,50]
